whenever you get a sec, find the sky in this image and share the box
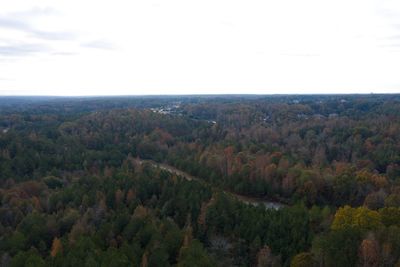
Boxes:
[0,0,400,96]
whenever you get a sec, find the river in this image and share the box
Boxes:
[138,159,285,210]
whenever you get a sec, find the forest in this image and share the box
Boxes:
[0,94,400,267]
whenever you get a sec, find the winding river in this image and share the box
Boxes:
[138,160,285,210]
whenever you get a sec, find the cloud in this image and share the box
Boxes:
[81,40,115,50]
[378,43,400,48]
[30,30,77,41]
[0,8,78,57]
[377,8,400,20]
[0,17,29,31]
[51,51,78,56]
[0,12,76,41]
[0,8,114,58]
[0,42,50,57]
[378,33,400,49]
[383,35,400,40]
[12,7,58,18]
[280,53,320,57]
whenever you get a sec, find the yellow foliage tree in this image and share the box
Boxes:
[290,252,315,267]
[331,205,383,232]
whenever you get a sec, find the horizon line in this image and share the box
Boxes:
[0,92,399,98]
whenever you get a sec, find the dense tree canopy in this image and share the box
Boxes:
[1,95,400,266]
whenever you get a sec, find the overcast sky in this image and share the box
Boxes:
[0,0,399,95]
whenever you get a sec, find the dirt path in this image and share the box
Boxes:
[138,159,285,210]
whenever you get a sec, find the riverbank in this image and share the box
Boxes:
[137,159,287,210]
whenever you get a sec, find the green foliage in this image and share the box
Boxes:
[10,249,45,267]
[43,176,63,189]
[380,207,400,227]
[177,240,215,267]
[6,231,27,255]
[312,227,361,267]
